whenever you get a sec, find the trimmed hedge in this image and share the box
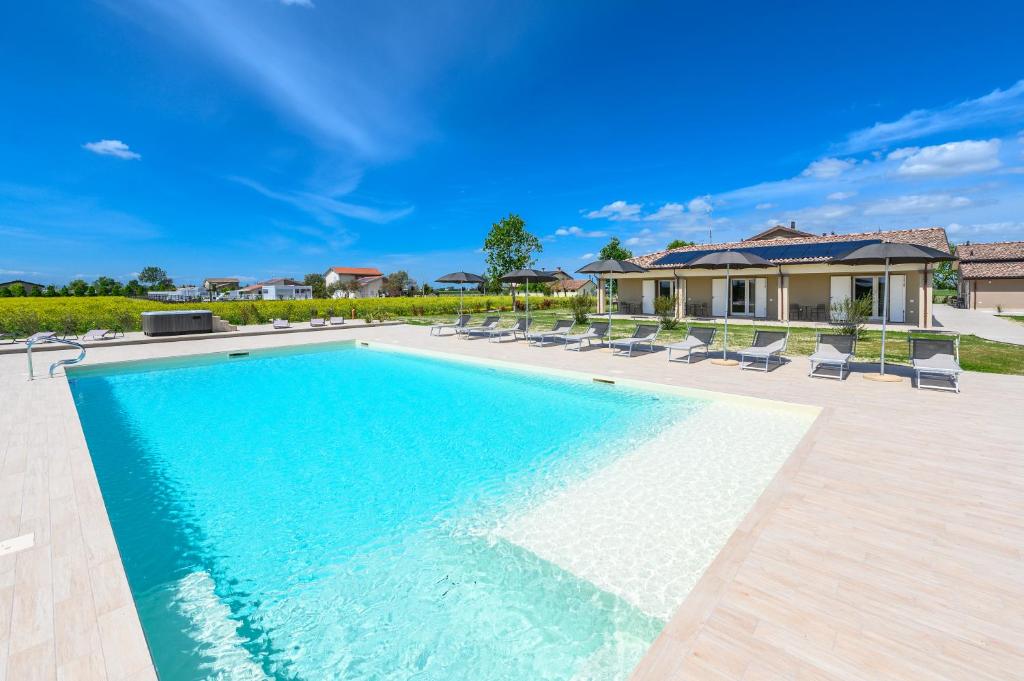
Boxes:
[0,296,573,335]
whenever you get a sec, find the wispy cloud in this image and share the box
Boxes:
[585,200,642,221]
[801,157,853,178]
[230,176,413,225]
[842,79,1024,152]
[280,0,314,7]
[554,225,608,238]
[862,194,973,216]
[83,139,141,160]
[888,139,1001,177]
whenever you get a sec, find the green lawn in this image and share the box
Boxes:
[1002,316,1024,325]
[405,310,1024,376]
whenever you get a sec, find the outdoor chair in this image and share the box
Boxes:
[909,336,962,393]
[82,329,115,342]
[738,329,789,372]
[666,326,717,363]
[609,323,661,357]
[485,317,531,343]
[272,319,291,329]
[563,321,610,351]
[1,329,15,345]
[460,316,501,339]
[24,331,56,344]
[430,314,471,336]
[808,333,856,380]
[329,316,346,325]
[310,318,327,327]
[527,318,575,346]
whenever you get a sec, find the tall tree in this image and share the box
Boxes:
[303,273,327,299]
[138,266,173,290]
[666,238,696,250]
[482,213,542,292]
[598,236,633,261]
[383,271,416,297]
[67,279,89,296]
[933,244,959,290]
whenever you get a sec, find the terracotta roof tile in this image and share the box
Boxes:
[631,227,951,268]
[960,261,1024,279]
[550,278,592,292]
[327,267,383,276]
[956,241,1024,262]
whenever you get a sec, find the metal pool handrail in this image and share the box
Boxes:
[26,337,86,380]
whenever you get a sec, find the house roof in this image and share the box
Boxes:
[551,278,593,292]
[356,275,383,286]
[203,277,239,284]
[238,284,262,292]
[744,224,816,241]
[326,266,383,277]
[0,280,45,288]
[631,227,951,269]
[957,241,1024,279]
[260,278,304,286]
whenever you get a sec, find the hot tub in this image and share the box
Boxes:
[141,310,214,336]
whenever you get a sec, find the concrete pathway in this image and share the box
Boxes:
[931,303,1024,345]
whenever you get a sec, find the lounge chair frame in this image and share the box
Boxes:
[272,319,291,330]
[666,326,717,363]
[738,329,789,372]
[563,322,609,351]
[460,316,501,339]
[485,317,531,343]
[527,319,575,347]
[610,323,661,357]
[808,333,856,380]
[430,314,471,336]
[909,335,961,393]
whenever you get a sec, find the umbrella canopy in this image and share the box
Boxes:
[683,250,772,364]
[436,271,486,284]
[831,242,955,379]
[576,260,649,338]
[435,271,486,315]
[832,242,955,265]
[500,269,558,325]
[683,250,773,269]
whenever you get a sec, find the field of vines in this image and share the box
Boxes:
[0,296,573,335]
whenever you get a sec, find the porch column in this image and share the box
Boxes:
[917,266,928,328]
[778,275,788,321]
[597,276,606,313]
[923,265,934,328]
[676,276,686,318]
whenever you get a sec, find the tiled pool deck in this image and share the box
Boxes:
[1,324,1021,680]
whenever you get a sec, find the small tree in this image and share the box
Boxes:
[303,273,327,299]
[569,293,595,324]
[830,295,874,338]
[933,244,958,291]
[383,270,415,297]
[666,239,695,250]
[7,283,25,297]
[68,279,89,296]
[138,266,169,289]
[654,295,679,329]
[483,214,542,298]
[599,236,633,261]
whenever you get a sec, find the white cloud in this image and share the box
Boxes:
[890,139,1001,177]
[230,176,412,224]
[687,195,713,214]
[579,252,595,260]
[801,157,854,179]
[843,79,1024,152]
[585,200,643,221]
[755,202,775,210]
[280,0,313,6]
[827,191,856,201]
[82,139,140,160]
[554,225,607,238]
[645,202,686,221]
[947,221,1024,239]
[863,194,972,216]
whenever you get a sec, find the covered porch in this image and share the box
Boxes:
[597,262,936,328]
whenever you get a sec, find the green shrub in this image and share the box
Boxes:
[568,294,595,325]
[829,295,873,338]
[653,295,679,330]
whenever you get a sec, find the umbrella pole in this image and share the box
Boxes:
[459,285,464,316]
[526,277,530,328]
[608,276,613,347]
[723,265,730,360]
[880,257,889,375]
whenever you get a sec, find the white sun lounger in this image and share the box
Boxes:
[485,317,531,343]
[609,323,661,357]
[808,333,856,380]
[527,318,575,346]
[459,316,500,338]
[910,336,962,393]
[430,314,471,336]
[310,318,327,328]
[24,331,56,344]
[666,326,717,363]
[738,329,789,372]
[563,322,609,351]
[329,316,346,325]
[82,329,115,342]
[272,319,291,329]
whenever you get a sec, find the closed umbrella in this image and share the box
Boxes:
[683,250,773,365]
[831,242,955,381]
[576,259,648,339]
[500,269,557,327]
[436,272,486,315]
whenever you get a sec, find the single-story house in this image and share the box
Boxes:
[202,277,240,292]
[259,278,313,301]
[0,279,45,293]
[550,278,598,297]
[147,286,206,302]
[956,241,1024,313]
[613,225,951,328]
[324,267,384,298]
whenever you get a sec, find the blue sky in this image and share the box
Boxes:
[3,1,1024,286]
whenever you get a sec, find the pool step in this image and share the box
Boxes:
[212,315,237,332]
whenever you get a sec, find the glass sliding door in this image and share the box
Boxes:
[729,278,757,315]
[853,275,888,318]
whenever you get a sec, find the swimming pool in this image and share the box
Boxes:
[69,342,815,680]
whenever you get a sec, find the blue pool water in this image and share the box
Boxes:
[70,343,703,680]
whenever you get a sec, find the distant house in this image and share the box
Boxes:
[956,241,1024,312]
[147,286,206,302]
[541,268,574,282]
[324,267,384,298]
[550,278,598,297]
[259,278,313,301]
[203,277,240,292]
[0,279,45,294]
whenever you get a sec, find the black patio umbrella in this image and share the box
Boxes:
[500,269,558,326]
[684,250,773,365]
[576,259,648,335]
[436,271,487,315]
[832,242,955,380]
